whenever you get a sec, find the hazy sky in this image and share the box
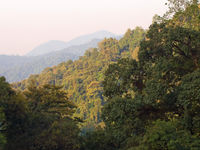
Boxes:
[0,0,168,55]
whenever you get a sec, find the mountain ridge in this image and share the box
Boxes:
[0,39,102,82]
[26,30,121,56]
[0,30,121,82]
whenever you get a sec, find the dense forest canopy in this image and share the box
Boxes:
[13,26,146,128]
[0,0,200,150]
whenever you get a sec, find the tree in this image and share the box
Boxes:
[80,128,115,150]
[138,120,200,150]
[103,58,143,99]
[101,97,143,149]
[164,0,193,19]
[0,107,6,149]
[23,83,80,150]
[0,77,80,150]
[101,2,200,149]
[0,76,28,150]
[178,70,200,134]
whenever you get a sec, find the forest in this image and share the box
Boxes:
[0,0,200,150]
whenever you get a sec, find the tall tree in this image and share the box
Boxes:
[102,2,200,149]
[0,77,80,150]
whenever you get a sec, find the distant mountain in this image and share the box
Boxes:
[64,30,121,46]
[26,30,120,56]
[0,54,77,83]
[0,39,101,82]
[56,39,101,56]
[26,40,68,56]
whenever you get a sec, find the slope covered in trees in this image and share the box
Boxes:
[0,39,100,82]
[0,30,121,83]
[13,27,146,127]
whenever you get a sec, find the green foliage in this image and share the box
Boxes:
[101,2,200,149]
[0,107,6,149]
[164,0,193,19]
[13,27,146,127]
[32,118,80,150]
[81,128,115,150]
[0,77,28,150]
[103,58,143,99]
[178,70,200,134]
[119,27,146,53]
[0,78,80,150]
[102,97,142,149]
[24,83,76,117]
[138,120,200,150]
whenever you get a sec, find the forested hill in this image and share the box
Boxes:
[13,27,146,127]
[0,39,100,82]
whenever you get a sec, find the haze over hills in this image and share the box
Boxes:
[26,40,68,56]
[0,39,102,82]
[0,30,120,82]
[26,30,121,56]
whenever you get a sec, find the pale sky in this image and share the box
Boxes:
[0,0,168,55]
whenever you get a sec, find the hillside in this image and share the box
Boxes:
[0,39,101,82]
[13,27,146,126]
[0,30,120,82]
